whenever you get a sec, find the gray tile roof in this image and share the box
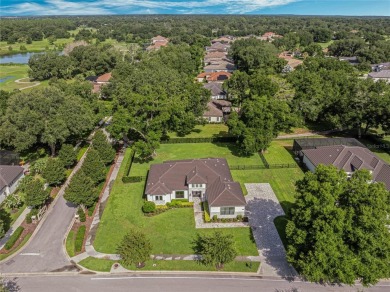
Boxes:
[203,102,223,117]
[145,158,246,207]
[0,165,24,190]
[302,146,390,191]
[368,70,390,79]
[203,82,225,96]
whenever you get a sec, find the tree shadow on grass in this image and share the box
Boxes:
[212,142,252,158]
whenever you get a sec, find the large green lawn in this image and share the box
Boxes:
[130,143,264,177]
[168,124,230,138]
[0,65,49,92]
[262,140,297,165]
[94,147,259,256]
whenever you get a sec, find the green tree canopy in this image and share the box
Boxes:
[64,170,97,207]
[286,165,390,286]
[58,144,77,168]
[92,130,115,165]
[25,179,49,208]
[0,87,95,156]
[117,229,152,268]
[80,149,106,184]
[194,231,237,269]
[42,158,66,186]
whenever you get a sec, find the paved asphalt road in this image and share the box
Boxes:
[5,274,390,292]
[0,153,86,273]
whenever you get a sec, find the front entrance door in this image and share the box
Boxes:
[192,191,202,198]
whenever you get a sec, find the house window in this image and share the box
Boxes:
[155,195,163,201]
[175,191,185,199]
[220,207,235,215]
[192,184,202,188]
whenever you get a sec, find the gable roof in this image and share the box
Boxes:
[203,82,225,96]
[203,102,223,117]
[0,165,24,190]
[302,146,390,191]
[145,158,245,207]
[96,72,112,83]
[204,61,236,72]
[207,71,232,82]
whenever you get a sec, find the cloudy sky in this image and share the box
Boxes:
[1,0,389,16]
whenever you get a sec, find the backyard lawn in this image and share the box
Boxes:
[168,124,230,138]
[262,140,297,165]
[94,146,259,256]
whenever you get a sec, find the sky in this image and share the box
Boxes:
[1,0,389,16]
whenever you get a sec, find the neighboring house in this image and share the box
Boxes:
[205,42,230,52]
[145,158,246,218]
[0,165,24,204]
[368,70,390,82]
[339,56,359,65]
[203,101,223,123]
[371,62,390,72]
[204,61,236,73]
[146,35,169,51]
[211,36,235,44]
[279,51,303,69]
[203,82,227,99]
[196,71,231,83]
[295,138,390,191]
[212,99,232,115]
[86,72,112,94]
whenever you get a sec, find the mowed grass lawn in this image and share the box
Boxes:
[168,124,230,138]
[262,140,297,165]
[0,65,29,91]
[94,145,259,256]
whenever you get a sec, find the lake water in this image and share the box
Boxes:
[0,51,62,64]
[0,76,14,83]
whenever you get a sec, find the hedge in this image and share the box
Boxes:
[161,136,237,144]
[4,226,24,250]
[122,176,145,183]
[123,149,135,176]
[75,225,86,253]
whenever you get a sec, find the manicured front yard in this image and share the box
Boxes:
[168,124,230,138]
[78,257,259,273]
[94,147,259,256]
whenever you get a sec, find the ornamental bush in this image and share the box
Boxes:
[77,207,86,222]
[142,201,156,213]
[4,226,24,250]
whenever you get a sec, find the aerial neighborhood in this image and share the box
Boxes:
[0,13,389,292]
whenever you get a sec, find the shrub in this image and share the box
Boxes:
[78,207,86,222]
[142,201,156,213]
[171,199,189,203]
[4,226,24,250]
[75,225,86,252]
[212,215,218,222]
[204,210,211,222]
[88,203,97,216]
[236,215,243,221]
[122,176,144,183]
[3,193,23,210]
[25,208,39,224]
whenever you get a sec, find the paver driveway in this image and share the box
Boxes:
[245,183,297,278]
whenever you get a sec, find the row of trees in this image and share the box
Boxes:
[28,44,121,81]
[287,166,390,286]
[64,131,115,208]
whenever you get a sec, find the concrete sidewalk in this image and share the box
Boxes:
[0,207,30,249]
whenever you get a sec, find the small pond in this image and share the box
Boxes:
[0,51,62,64]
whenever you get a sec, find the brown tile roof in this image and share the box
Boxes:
[145,159,245,206]
[302,146,390,191]
[0,165,24,190]
[152,35,169,43]
[203,102,223,117]
[197,72,210,79]
[207,71,231,82]
[96,72,112,83]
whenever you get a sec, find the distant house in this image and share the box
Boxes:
[205,42,230,53]
[196,71,231,83]
[145,158,246,218]
[295,138,390,191]
[339,56,359,65]
[211,36,235,44]
[86,72,112,94]
[146,35,169,51]
[204,61,236,73]
[203,82,227,99]
[368,70,390,82]
[279,51,303,69]
[0,165,25,204]
[203,102,223,123]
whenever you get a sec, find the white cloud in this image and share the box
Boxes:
[3,0,301,15]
